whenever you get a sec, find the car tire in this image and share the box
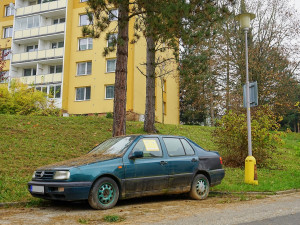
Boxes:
[189,174,209,200]
[88,177,119,210]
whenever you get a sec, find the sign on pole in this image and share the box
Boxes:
[243,81,258,108]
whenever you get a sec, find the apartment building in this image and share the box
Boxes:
[1,0,180,125]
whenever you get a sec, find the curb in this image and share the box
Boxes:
[0,189,299,208]
[210,189,299,196]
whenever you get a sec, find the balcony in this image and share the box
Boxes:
[11,48,64,64]
[16,73,63,85]
[16,0,66,17]
[14,23,65,41]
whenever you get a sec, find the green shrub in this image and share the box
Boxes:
[0,80,59,116]
[214,105,282,167]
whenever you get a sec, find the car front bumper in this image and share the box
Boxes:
[28,181,92,201]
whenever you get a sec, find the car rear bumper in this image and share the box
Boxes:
[28,181,92,201]
[208,169,225,186]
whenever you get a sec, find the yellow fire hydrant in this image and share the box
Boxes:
[245,156,258,185]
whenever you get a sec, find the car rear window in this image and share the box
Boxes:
[180,139,195,155]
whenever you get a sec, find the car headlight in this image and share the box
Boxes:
[32,171,36,178]
[53,171,70,180]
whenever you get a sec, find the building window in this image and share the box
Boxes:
[24,68,37,76]
[26,45,38,52]
[49,85,61,98]
[106,59,116,73]
[51,41,64,49]
[105,85,114,99]
[76,87,91,101]
[15,16,40,31]
[36,85,61,99]
[79,38,93,51]
[53,18,65,25]
[3,27,13,38]
[5,5,14,17]
[0,71,9,83]
[109,9,118,21]
[80,0,88,2]
[2,49,11,60]
[107,33,117,47]
[29,0,42,5]
[77,62,92,75]
[50,65,63,74]
[79,14,92,26]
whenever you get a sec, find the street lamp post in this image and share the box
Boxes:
[235,9,258,185]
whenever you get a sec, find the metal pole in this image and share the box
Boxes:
[244,28,252,156]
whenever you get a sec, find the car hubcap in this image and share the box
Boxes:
[98,183,114,204]
[196,179,207,196]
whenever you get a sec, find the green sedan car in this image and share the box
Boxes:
[28,135,225,209]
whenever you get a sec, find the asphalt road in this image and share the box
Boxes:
[151,192,300,225]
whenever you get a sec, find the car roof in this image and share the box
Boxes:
[120,134,186,139]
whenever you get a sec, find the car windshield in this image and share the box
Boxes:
[88,136,136,156]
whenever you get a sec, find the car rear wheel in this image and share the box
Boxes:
[189,174,209,200]
[88,177,119,210]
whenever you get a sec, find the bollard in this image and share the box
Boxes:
[245,155,258,185]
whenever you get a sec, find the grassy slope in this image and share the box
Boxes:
[0,114,299,202]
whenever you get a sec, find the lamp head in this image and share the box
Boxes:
[235,13,255,29]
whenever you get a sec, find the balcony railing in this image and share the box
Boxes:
[12,48,64,63]
[14,23,65,40]
[16,73,63,85]
[16,0,66,17]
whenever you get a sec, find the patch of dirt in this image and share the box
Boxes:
[0,193,274,225]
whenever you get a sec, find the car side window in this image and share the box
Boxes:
[131,138,163,158]
[181,139,195,155]
[163,138,185,156]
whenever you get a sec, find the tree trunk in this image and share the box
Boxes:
[112,3,129,137]
[144,35,156,133]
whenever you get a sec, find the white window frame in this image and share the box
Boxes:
[3,27,13,38]
[107,33,117,47]
[109,9,118,21]
[78,38,93,51]
[50,65,63,74]
[15,15,40,31]
[24,68,37,76]
[53,17,65,25]
[77,61,92,76]
[79,14,92,26]
[105,85,115,99]
[51,41,64,49]
[76,86,91,101]
[106,59,116,73]
[2,48,11,60]
[26,44,38,52]
[5,5,14,17]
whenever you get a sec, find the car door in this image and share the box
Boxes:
[123,137,169,198]
[162,137,198,190]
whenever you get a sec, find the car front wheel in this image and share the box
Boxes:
[189,174,209,200]
[88,177,119,210]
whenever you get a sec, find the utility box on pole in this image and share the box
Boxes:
[243,81,258,108]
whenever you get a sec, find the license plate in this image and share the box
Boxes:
[30,185,44,194]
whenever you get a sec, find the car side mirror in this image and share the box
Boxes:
[129,151,144,160]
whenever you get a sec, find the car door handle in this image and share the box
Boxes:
[160,161,168,165]
[191,158,198,162]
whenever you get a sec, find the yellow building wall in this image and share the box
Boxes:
[63,0,179,124]
[0,0,14,72]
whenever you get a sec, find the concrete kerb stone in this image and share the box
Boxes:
[0,189,298,208]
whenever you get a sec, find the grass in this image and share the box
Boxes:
[0,114,299,203]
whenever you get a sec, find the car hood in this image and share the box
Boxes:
[37,153,122,170]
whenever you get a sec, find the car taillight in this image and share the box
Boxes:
[220,157,223,165]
